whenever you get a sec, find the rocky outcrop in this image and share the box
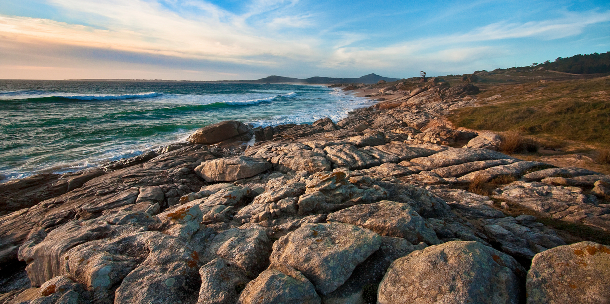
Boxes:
[378,241,525,304]
[495,181,610,231]
[527,242,610,304]
[2,79,610,303]
[238,265,321,304]
[195,156,272,182]
[327,200,439,245]
[269,222,381,295]
[464,131,502,150]
[188,120,252,144]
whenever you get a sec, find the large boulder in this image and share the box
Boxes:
[198,258,249,304]
[195,156,272,182]
[378,241,525,304]
[527,241,610,304]
[269,222,381,295]
[238,265,321,304]
[327,200,440,245]
[187,121,252,145]
[463,132,502,150]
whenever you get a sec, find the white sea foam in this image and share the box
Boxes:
[60,92,162,101]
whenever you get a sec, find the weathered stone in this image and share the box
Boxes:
[458,161,546,182]
[483,216,566,260]
[347,131,386,147]
[432,159,516,178]
[463,132,502,150]
[365,141,440,162]
[354,163,417,178]
[322,236,424,304]
[61,232,153,303]
[18,221,132,287]
[136,186,164,204]
[187,120,252,144]
[269,222,381,295]
[388,183,452,218]
[158,201,204,240]
[297,171,388,215]
[410,148,511,171]
[201,225,272,276]
[79,188,140,214]
[327,200,440,245]
[238,265,321,304]
[245,142,332,173]
[195,156,272,182]
[324,144,380,169]
[203,185,254,207]
[434,188,505,218]
[378,241,525,304]
[527,241,610,304]
[593,180,610,199]
[112,232,201,304]
[197,258,249,304]
[30,275,90,304]
[495,181,610,231]
[522,167,600,182]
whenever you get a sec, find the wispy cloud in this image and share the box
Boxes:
[1,0,609,79]
[325,9,610,70]
[0,0,319,65]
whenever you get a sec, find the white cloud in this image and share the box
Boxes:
[0,0,320,64]
[267,14,312,29]
[321,10,610,70]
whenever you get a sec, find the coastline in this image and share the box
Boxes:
[0,82,370,183]
[1,79,610,303]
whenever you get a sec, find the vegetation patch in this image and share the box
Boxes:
[499,131,538,154]
[596,149,610,165]
[468,174,517,196]
[449,76,610,147]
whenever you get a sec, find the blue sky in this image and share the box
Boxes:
[0,0,609,80]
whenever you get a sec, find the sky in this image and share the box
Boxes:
[0,0,609,80]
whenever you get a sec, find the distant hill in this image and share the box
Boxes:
[255,73,399,84]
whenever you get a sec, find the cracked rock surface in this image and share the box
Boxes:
[1,82,609,304]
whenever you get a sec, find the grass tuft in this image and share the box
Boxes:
[468,174,517,196]
[499,131,539,154]
[596,149,610,165]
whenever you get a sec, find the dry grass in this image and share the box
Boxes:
[468,174,517,196]
[499,131,539,154]
[596,149,610,165]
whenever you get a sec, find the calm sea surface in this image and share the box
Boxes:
[0,80,373,180]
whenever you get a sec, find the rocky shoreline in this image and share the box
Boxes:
[1,80,609,303]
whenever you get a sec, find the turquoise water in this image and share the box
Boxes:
[0,80,373,180]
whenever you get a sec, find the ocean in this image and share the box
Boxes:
[0,80,374,181]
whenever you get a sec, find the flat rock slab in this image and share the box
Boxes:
[495,181,610,231]
[195,156,272,182]
[522,167,601,182]
[378,241,525,304]
[269,222,381,295]
[201,226,272,275]
[324,144,380,170]
[327,200,439,245]
[432,159,517,178]
[187,120,252,144]
[483,216,566,260]
[458,161,546,182]
[527,241,610,304]
[463,131,501,150]
[246,142,332,173]
[410,148,511,171]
